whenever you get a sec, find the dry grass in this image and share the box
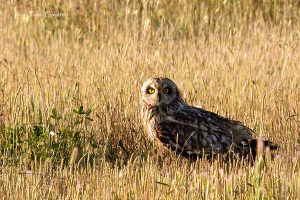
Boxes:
[0,0,300,199]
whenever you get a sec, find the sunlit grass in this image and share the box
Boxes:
[0,0,300,199]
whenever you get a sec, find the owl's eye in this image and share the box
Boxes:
[147,87,155,94]
[163,88,170,94]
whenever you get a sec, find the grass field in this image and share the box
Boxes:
[0,0,300,199]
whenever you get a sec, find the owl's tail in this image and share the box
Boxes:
[237,138,279,159]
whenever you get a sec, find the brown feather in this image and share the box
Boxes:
[141,77,278,160]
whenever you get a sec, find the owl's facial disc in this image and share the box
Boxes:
[141,77,179,107]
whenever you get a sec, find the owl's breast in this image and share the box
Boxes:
[146,114,165,140]
[142,106,166,140]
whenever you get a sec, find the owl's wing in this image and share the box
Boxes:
[172,107,254,144]
[154,106,259,158]
[154,120,234,158]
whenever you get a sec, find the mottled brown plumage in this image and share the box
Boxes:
[141,77,278,160]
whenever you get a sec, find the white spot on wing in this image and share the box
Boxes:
[165,116,199,129]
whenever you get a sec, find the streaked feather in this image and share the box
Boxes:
[141,77,278,160]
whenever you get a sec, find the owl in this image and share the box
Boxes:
[141,77,278,160]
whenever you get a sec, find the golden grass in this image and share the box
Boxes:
[0,0,300,199]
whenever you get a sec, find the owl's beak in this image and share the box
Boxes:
[157,92,161,103]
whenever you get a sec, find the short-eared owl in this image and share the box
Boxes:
[141,77,278,159]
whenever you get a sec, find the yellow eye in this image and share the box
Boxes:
[163,88,170,94]
[148,88,155,94]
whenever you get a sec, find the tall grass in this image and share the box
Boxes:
[0,0,300,199]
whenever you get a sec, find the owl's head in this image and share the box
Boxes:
[141,77,181,106]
